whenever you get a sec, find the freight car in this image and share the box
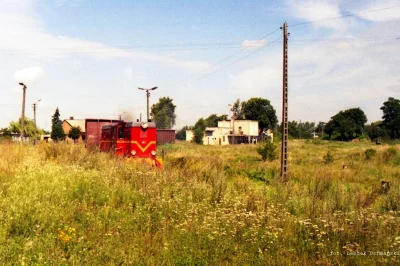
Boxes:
[100,121,162,167]
[156,129,176,145]
[85,118,122,147]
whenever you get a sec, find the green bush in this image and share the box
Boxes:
[365,148,377,160]
[383,147,397,161]
[257,141,277,162]
[323,151,334,164]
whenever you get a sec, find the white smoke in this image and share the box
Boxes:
[13,66,45,84]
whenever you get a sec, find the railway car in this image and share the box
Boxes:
[100,121,162,167]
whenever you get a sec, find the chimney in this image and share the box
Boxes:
[70,116,74,120]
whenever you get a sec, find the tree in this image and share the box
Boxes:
[192,118,206,144]
[287,121,315,139]
[364,121,387,142]
[51,108,65,141]
[288,121,300,138]
[241,97,277,130]
[151,97,176,129]
[0,127,11,139]
[324,120,335,140]
[8,117,44,137]
[230,99,245,120]
[68,126,82,143]
[380,97,400,139]
[204,114,228,127]
[176,126,191,140]
[327,108,367,140]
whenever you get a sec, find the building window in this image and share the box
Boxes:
[223,136,225,142]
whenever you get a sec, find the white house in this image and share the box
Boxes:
[186,130,194,142]
[186,120,261,145]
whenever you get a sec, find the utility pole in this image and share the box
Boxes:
[32,99,41,135]
[280,22,289,181]
[19,83,27,142]
[138,86,158,122]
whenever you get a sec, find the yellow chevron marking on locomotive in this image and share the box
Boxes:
[130,141,156,152]
[100,140,156,152]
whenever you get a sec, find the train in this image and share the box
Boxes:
[85,119,162,167]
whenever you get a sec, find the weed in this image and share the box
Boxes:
[323,151,334,164]
[365,148,377,160]
[0,141,399,265]
[257,141,278,162]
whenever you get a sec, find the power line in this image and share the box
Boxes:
[177,36,283,87]
[290,4,400,27]
[162,28,281,88]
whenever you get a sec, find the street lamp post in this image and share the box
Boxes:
[19,82,27,142]
[138,86,158,122]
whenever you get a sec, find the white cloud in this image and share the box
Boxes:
[228,23,400,124]
[13,66,45,84]
[0,1,210,71]
[286,0,348,30]
[353,0,400,22]
[240,40,268,49]
[123,67,133,78]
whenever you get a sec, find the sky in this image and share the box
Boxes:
[1,0,399,131]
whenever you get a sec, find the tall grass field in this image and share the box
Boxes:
[0,140,400,265]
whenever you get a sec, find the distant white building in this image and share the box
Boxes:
[186,120,261,145]
[186,130,194,142]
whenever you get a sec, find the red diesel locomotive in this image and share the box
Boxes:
[100,121,162,167]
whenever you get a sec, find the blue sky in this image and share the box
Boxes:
[1,0,399,131]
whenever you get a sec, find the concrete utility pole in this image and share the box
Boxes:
[33,99,41,135]
[280,22,289,181]
[19,83,27,141]
[138,86,158,122]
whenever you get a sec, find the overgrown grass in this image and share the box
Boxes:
[0,140,400,265]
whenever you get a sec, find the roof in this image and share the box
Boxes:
[63,119,85,132]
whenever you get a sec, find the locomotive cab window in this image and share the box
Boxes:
[118,126,124,139]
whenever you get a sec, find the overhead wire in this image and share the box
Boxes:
[162,27,281,88]
[172,36,283,88]
[290,4,400,27]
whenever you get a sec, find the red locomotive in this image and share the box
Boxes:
[100,121,162,167]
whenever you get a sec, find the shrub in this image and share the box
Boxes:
[323,151,334,164]
[257,141,277,162]
[383,147,397,161]
[365,148,377,160]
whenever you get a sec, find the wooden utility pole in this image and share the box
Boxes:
[33,99,41,135]
[19,83,27,141]
[281,22,289,181]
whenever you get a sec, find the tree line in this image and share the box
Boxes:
[2,96,399,143]
[175,96,400,144]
